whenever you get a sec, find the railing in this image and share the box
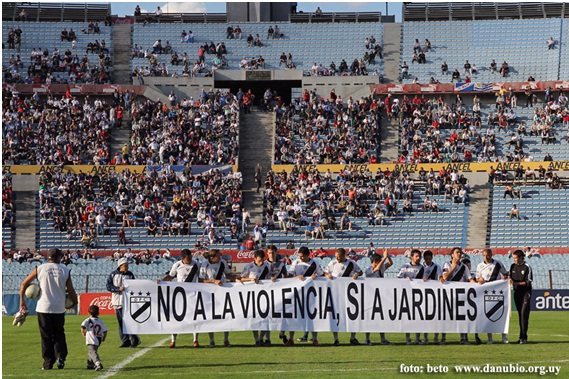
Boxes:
[133,13,227,24]
[549,270,569,289]
[290,12,381,23]
[4,2,110,22]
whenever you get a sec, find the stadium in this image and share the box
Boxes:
[2,2,569,377]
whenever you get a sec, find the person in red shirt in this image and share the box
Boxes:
[245,236,255,250]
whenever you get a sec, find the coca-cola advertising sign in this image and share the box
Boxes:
[236,250,256,260]
[80,293,115,315]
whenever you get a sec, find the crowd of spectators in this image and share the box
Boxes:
[402,36,527,84]
[393,93,499,164]
[127,89,240,165]
[2,171,15,229]
[132,38,229,79]
[3,23,112,84]
[274,88,382,164]
[308,58,380,77]
[130,22,380,77]
[1,91,126,165]
[263,164,471,237]
[37,165,244,248]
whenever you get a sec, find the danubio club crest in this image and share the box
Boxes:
[484,290,505,322]
[129,291,152,323]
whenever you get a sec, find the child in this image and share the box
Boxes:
[81,305,108,371]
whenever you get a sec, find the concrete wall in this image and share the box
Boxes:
[139,76,215,101]
[302,75,381,100]
[227,2,291,22]
[140,70,380,101]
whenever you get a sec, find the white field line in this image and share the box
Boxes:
[94,337,169,379]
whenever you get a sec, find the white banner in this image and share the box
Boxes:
[122,278,510,334]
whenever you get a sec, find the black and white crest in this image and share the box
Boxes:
[130,292,152,323]
[484,294,505,322]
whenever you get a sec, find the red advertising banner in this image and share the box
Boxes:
[79,293,115,315]
[112,16,134,24]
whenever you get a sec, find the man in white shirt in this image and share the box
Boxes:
[20,248,78,370]
[325,248,363,346]
[364,249,394,345]
[236,250,271,346]
[441,247,472,344]
[397,249,425,344]
[475,248,509,344]
[286,246,323,346]
[159,249,201,348]
[200,249,233,347]
[421,250,442,344]
[241,208,251,234]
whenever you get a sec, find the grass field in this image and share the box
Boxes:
[2,312,568,378]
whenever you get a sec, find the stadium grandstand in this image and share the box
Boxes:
[2,1,569,305]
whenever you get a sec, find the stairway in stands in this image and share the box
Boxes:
[238,109,275,230]
[377,22,402,163]
[13,191,37,251]
[109,111,132,161]
[466,183,492,248]
[381,23,402,84]
[112,23,133,84]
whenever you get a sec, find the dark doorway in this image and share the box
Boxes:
[215,80,301,105]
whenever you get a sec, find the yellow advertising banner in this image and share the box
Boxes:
[271,161,569,174]
[3,165,147,175]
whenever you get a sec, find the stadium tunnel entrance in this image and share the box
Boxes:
[215,79,302,106]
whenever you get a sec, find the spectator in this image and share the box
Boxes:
[508,204,520,220]
[401,61,409,80]
[546,36,556,50]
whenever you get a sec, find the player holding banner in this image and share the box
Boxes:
[421,250,442,344]
[475,248,509,344]
[397,249,426,345]
[266,245,289,345]
[325,248,363,346]
[159,249,201,348]
[441,247,472,345]
[285,246,323,346]
[200,249,235,347]
[364,249,394,345]
[236,250,271,346]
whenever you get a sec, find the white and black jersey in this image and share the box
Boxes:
[397,263,424,279]
[81,316,108,346]
[241,261,271,280]
[476,259,508,282]
[169,259,200,283]
[423,262,442,280]
[267,259,287,279]
[200,259,231,283]
[36,262,71,314]
[442,261,471,282]
[288,258,324,277]
[325,259,362,278]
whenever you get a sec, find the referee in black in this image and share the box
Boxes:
[509,249,533,344]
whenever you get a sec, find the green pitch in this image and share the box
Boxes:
[3,312,568,378]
